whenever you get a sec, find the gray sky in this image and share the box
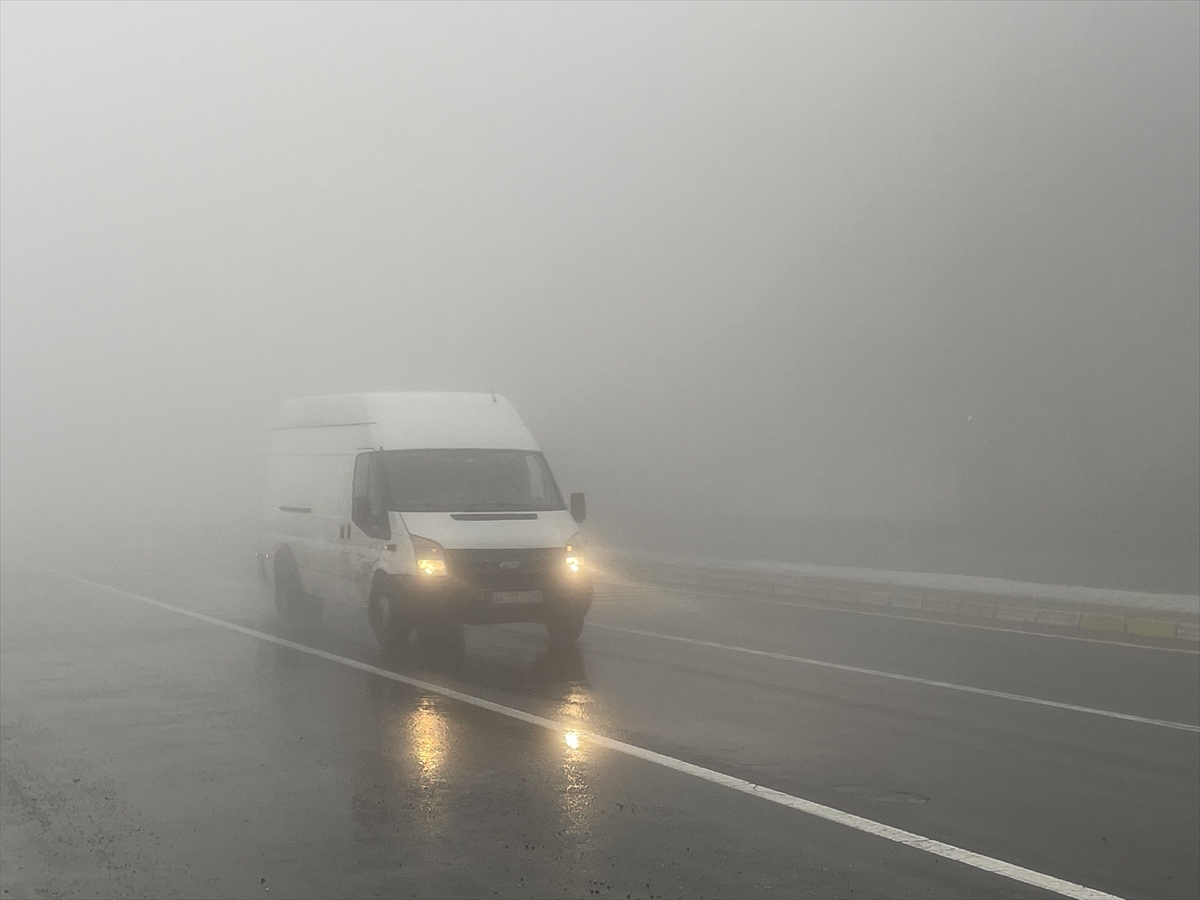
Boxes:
[2,1,1197,543]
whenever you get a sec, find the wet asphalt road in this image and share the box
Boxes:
[1,556,1197,900]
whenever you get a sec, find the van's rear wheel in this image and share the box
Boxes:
[369,593,412,651]
[273,551,305,622]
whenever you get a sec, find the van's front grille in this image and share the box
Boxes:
[444,547,562,592]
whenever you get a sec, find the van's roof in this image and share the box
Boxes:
[272,392,539,451]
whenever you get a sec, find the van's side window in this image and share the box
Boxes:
[351,452,391,540]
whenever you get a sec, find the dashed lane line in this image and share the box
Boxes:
[588,623,1200,733]
[56,571,1123,900]
[592,581,1200,654]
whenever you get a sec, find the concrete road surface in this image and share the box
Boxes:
[2,555,1196,899]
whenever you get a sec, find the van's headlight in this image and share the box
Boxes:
[565,533,584,574]
[410,534,448,577]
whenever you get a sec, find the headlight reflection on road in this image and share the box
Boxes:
[559,686,591,728]
[409,696,448,781]
[557,687,594,836]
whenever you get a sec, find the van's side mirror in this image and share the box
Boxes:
[570,492,586,523]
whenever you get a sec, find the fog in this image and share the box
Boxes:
[2,1,1197,591]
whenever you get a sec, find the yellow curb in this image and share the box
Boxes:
[857,593,891,606]
[825,589,858,603]
[1126,618,1178,639]
[1079,613,1126,633]
[1036,609,1081,627]
[922,597,959,615]
[995,606,1039,623]
[958,601,995,619]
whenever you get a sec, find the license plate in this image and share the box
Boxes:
[490,590,542,604]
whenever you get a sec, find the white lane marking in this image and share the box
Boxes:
[593,581,1200,655]
[57,572,1121,900]
[590,624,1200,733]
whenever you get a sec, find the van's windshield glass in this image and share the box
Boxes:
[376,449,566,512]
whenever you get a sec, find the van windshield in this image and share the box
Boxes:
[377,449,566,513]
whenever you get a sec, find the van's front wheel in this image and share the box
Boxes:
[546,608,586,646]
[369,593,412,652]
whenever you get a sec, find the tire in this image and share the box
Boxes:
[415,621,465,671]
[546,607,586,646]
[368,592,412,652]
[273,550,305,623]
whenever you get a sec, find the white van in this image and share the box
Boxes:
[257,392,590,649]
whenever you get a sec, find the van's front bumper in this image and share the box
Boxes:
[376,573,592,626]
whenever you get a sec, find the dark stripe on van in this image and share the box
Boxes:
[279,506,312,514]
[450,513,539,521]
[267,421,376,431]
